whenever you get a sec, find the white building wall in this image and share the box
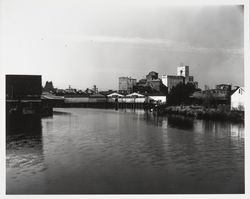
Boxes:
[149,96,166,103]
[162,75,168,87]
[122,97,146,103]
[231,88,245,110]
[177,65,189,77]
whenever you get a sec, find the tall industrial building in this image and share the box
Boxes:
[177,65,189,77]
[118,77,137,94]
[162,64,197,91]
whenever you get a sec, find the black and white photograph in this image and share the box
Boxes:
[0,0,249,197]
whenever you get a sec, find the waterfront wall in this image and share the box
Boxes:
[161,105,244,122]
[63,102,154,109]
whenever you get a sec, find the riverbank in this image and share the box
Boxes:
[156,105,244,123]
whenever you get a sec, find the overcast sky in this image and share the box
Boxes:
[1,0,244,91]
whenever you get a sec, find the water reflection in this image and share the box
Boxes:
[230,123,244,138]
[6,108,244,194]
[201,120,244,139]
[6,117,46,194]
[167,115,194,130]
[6,115,43,135]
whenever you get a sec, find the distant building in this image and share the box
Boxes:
[99,90,116,97]
[185,76,193,83]
[64,92,89,104]
[107,92,124,98]
[147,79,162,91]
[137,78,147,86]
[119,77,136,94]
[93,85,98,94]
[147,92,167,104]
[167,76,185,91]
[124,92,146,103]
[65,85,77,94]
[133,85,153,94]
[231,87,244,111]
[107,92,124,103]
[85,88,94,95]
[193,81,199,89]
[133,71,167,94]
[164,64,196,91]
[146,71,158,80]
[177,65,189,77]
[54,88,66,96]
[89,93,106,103]
[161,75,168,87]
[191,84,233,105]
[43,81,54,92]
[216,84,232,91]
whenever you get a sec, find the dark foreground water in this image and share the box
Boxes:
[6,108,244,194]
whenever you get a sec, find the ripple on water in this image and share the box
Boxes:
[6,108,244,194]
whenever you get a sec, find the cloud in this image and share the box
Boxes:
[47,34,243,56]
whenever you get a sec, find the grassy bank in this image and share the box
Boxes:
[156,105,244,123]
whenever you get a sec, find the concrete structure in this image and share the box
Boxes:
[146,71,158,80]
[231,87,244,111]
[177,65,189,77]
[135,71,167,94]
[164,64,196,91]
[147,79,162,91]
[162,75,168,87]
[167,76,185,91]
[118,77,136,94]
[185,76,194,83]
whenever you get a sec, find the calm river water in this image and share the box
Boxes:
[6,108,244,194]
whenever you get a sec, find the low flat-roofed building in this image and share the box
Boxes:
[64,93,89,103]
[147,92,166,104]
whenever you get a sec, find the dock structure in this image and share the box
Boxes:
[6,75,43,117]
[6,74,59,119]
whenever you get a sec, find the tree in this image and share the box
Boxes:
[203,90,217,108]
[167,83,199,106]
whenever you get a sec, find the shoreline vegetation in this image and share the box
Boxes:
[155,105,244,123]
